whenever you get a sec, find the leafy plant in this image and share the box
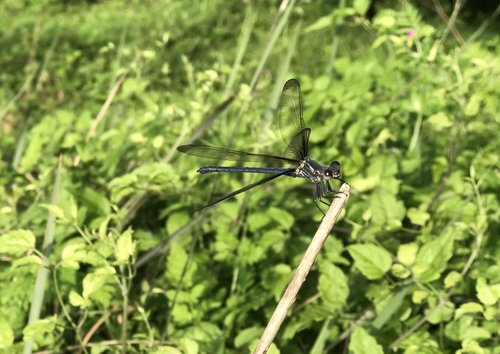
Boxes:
[0,0,498,353]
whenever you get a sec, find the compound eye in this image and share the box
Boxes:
[324,170,332,177]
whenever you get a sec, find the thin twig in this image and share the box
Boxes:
[253,183,350,354]
[432,0,464,45]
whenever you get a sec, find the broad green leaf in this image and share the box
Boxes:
[238,237,264,265]
[369,191,405,229]
[11,254,42,268]
[247,212,271,232]
[391,263,410,278]
[462,327,491,340]
[458,339,485,354]
[39,203,66,220]
[318,262,349,310]
[349,326,383,354]
[262,264,292,300]
[166,240,196,286]
[305,14,334,33]
[82,267,115,300]
[445,315,473,341]
[455,302,483,319]
[444,271,462,288]
[151,346,182,354]
[78,187,111,216]
[412,290,429,304]
[397,243,418,266]
[234,327,262,348]
[373,10,396,29]
[476,277,500,305]
[166,211,190,234]
[427,112,453,130]
[413,231,454,283]
[464,94,481,116]
[0,318,14,348]
[61,240,88,269]
[115,229,136,264]
[407,207,430,226]
[23,316,58,341]
[179,338,199,354]
[166,241,188,283]
[260,229,287,253]
[348,244,392,279]
[69,291,88,308]
[268,207,294,229]
[18,131,43,173]
[353,0,370,15]
[0,230,36,255]
[426,302,454,324]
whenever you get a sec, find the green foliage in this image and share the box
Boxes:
[1,0,499,353]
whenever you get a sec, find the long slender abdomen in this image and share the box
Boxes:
[198,166,294,175]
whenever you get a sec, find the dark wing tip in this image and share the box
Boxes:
[283,78,300,90]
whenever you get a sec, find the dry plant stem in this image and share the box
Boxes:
[253,183,350,354]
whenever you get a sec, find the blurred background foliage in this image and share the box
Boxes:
[0,0,499,353]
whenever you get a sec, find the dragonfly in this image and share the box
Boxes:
[177,78,344,212]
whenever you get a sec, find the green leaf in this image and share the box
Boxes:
[397,243,418,266]
[305,14,334,33]
[82,267,116,300]
[353,0,370,15]
[115,229,136,264]
[39,203,66,220]
[247,212,271,232]
[349,326,383,354]
[427,112,453,130]
[462,327,491,340]
[78,187,111,216]
[0,230,36,255]
[458,339,486,354]
[166,240,196,286]
[179,338,199,354]
[407,207,430,226]
[318,262,349,310]
[69,291,89,309]
[368,191,406,229]
[464,94,481,116]
[444,271,462,288]
[455,302,483,319]
[61,240,88,269]
[426,302,454,324]
[262,264,292,300]
[347,244,392,279]
[23,316,58,341]
[11,254,42,268]
[260,229,287,253]
[373,10,396,29]
[476,277,500,305]
[268,207,294,229]
[413,231,454,283]
[166,211,190,234]
[412,290,429,304]
[234,326,262,348]
[372,288,408,329]
[151,346,182,354]
[0,318,14,349]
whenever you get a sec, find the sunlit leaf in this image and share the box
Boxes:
[413,231,454,283]
[348,244,392,279]
[0,230,36,255]
[349,326,383,354]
